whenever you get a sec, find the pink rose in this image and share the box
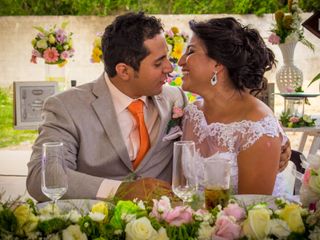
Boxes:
[223,203,246,221]
[268,33,280,45]
[150,196,171,221]
[172,106,184,119]
[166,29,174,38]
[213,215,241,240]
[60,51,69,60]
[289,116,300,123]
[303,168,311,185]
[164,206,193,226]
[286,86,295,93]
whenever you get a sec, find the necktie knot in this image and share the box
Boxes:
[128,100,144,115]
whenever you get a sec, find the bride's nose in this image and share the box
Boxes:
[178,54,186,67]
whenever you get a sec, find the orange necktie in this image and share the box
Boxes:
[128,100,150,170]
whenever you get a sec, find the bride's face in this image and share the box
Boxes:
[178,34,217,94]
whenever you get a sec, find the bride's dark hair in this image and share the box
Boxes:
[189,17,275,94]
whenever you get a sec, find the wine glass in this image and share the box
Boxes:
[172,141,197,204]
[41,142,68,210]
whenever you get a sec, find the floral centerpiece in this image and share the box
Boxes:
[90,33,103,63]
[1,195,320,239]
[30,21,74,66]
[300,154,320,210]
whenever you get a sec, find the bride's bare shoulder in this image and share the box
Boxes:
[244,95,274,121]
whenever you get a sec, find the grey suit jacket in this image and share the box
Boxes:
[27,74,187,201]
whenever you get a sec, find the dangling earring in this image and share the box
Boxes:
[210,71,218,86]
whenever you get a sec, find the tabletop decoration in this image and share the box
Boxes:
[280,110,316,128]
[90,33,103,63]
[1,195,320,239]
[268,0,314,93]
[30,21,74,91]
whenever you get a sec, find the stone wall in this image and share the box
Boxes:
[0,14,319,114]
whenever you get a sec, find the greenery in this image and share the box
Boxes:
[0,0,318,16]
[0,88,37,148]
[1,196,320,239]
[280,110,316,128]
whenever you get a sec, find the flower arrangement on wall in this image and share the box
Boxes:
[165,26,198,102]
[90,33,103,63]
[30,22,74,66]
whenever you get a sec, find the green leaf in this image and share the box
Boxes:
[307,73,320,87]
[33,26,46,34]
[61,21,69,30]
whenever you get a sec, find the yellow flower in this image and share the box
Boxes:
[171,42,184,60]
[91,201,109,218]
[283,15,293,30]
[48,34,56,44]
[14,204,39,235]
[174,76,182,86]
[242,208,271,239]
[94,36,102,48]
[91,41,102,63]
[171,26,179,34]
[58,60,67,67]
[279,203,305,233]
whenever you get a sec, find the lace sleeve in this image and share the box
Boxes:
[239,115,285,152]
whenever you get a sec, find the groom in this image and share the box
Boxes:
[27,12,291,201]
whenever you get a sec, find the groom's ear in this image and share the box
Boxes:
[115,63,134,81]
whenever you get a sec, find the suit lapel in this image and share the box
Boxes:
[91,75,132,170]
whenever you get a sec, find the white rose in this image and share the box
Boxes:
[67,210,82,223]
[243,208,271,239]
[137,200,146,210]
[89,212,105,222]
[125,217,158,240]
[197,222,214,240]
[270,219,291,238]
[62,225,87,240]
[48,233,61,240]
[39,203,61,217]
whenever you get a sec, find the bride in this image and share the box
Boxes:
[179,17,287,196]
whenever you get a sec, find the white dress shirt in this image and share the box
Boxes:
[97,73,160,199]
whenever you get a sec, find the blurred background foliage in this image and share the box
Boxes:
[0,0,318,16]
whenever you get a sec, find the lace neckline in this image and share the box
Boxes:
[186,103,274,127]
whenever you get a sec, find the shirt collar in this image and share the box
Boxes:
[104,73,148,115]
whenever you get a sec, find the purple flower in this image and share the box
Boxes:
[56,29,67,43]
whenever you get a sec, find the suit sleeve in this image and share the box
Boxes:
[26,95,105,201]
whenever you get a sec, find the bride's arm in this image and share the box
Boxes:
[237,135,281,194]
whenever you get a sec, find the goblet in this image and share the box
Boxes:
[41,142,68,209]
[172,141,197,204]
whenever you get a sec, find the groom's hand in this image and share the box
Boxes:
[115,177,173,203]
[279,140,291,172]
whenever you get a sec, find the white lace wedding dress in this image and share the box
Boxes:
[182,103,288,196]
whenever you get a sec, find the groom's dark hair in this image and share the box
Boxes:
[102,12,163,77]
